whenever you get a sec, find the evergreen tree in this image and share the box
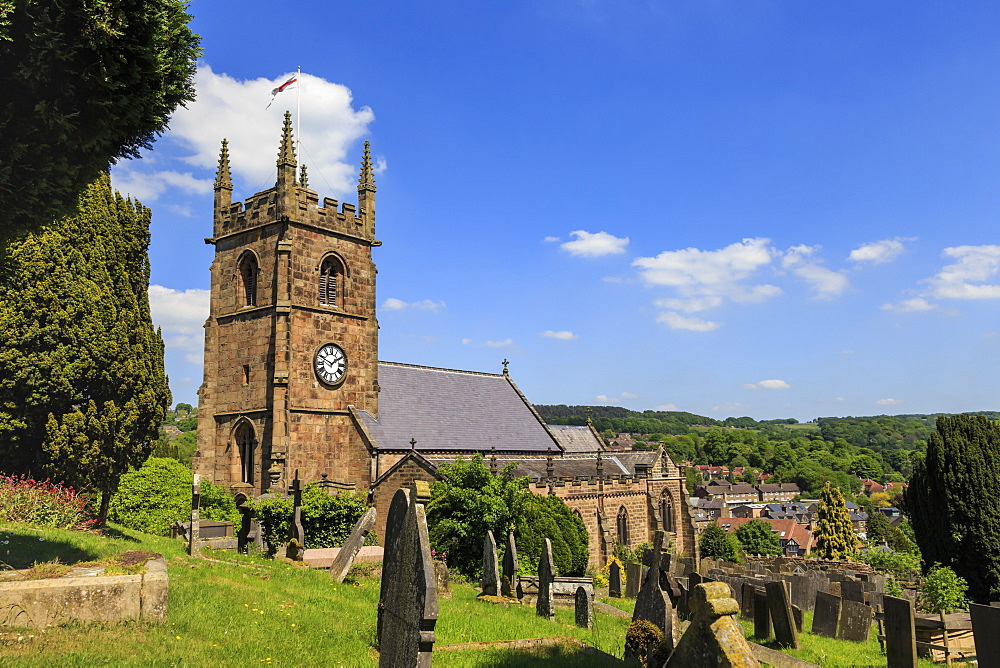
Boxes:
[866,509,913,552]
[813,481,856,559]
[735,519,782,556]
[906,414,1000,603]
[0,173,170,520]
[699,522,741,562]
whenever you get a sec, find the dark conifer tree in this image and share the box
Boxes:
[0,173,171,520]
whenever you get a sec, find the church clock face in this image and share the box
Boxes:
[315,343,347,385]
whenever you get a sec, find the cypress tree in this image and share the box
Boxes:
[0,173,171,520]
[813,481,856,559]
[906,414,1000,603]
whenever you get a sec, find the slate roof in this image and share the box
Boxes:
[357,362,559,453]
[547,424,604,453]
[426,454,641,479]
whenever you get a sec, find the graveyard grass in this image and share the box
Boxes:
[0,522,628,666]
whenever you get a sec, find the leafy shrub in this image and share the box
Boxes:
[0,474,95,529]
[920,564,969,613]
[251,484,372,555]
[108,458,239,536]
[699,522,742,563]
[517,493,589,577]
[594,554,626,589]
[860,547,921,580]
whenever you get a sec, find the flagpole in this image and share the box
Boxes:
[296,65,302,161]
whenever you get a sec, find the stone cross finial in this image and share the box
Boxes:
[410,437,417,450]
[214,139,232,191]
[502,358,509,375]
[277,111,297,167]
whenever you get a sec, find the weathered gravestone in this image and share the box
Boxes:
[841,579,865,604]
[188,474,200,557]
[480,530,500,596]
[665,581,758,668]
[234,490,258,554]
[792,604,804,633]
[970,603,1000,668]
[632,531,678,654]
[329,506,377,583]
[766,580,800,649]
[812,591,841,639]
[740,582,756,620]
[536,538,555,620]
[290,470,305,547]
[377,483,438,668]
[626,562,643,599]
[754,587,771,640]
[787,575,818,613]
[609,561,623,598]
[884,595,918,668]
[501,529,518,598]
[837,598,872,643]
[575,586,592,629]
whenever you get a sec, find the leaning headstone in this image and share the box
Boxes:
[766,580,800,649]
[536,538,555,620]
[480,530,500,596]
[501,529,518,598]
[626,562,643,598]
[377,482,439,668]
[665,581,758,668]
[289,470,305,552]
[837,598,873,642]
[575,586,592,629]
[884,595,918,668]
[812,591,841,639]
[792,604,804,633]
[329,506,377,583]
[754,587,771,640]
[970,602,1000,668]
[188,474,201,557]
[609,560,623,598]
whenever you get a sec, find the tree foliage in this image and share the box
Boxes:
[734,519,782,556]
[0,0,200,239]
[0,173,171,518]
[906,414,1000,603]
[699,522,741,562]
[866,510,912,552]
[919,564,969,613]
[517,493,589,577]
[813,482,856,559]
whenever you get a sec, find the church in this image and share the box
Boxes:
[192,114,697,568]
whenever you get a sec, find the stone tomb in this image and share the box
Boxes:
[754,587,771,640]
[377,483,438,668]
[812,591,842,639]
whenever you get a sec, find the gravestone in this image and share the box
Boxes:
[841,579,865,603]
[575,586,592,629]
[480,530,500,596]
[792,604,803,633]
[884,595,918,668]
[609,560,623,598]
[329,506,377,583]
[665,582,758,668]
[740,582,756,620]
[632,531,676,652]
[812,591,842,639]
[536,538,555,620]
[234,492,254,554]
[766,580,800,649]
[501,529,518,598]
[377,483,439,668]
[188,474,200,557]
[788,575,818,612]
[754,587,771,640]
[434,561,452,600]
[289,470,305,548]
[970,603,1000,668]
[837,598,872,642]
[625,562,643,598]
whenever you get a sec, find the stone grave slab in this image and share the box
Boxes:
[501,529,518,598]
[792,604,803,633]
[625,562,642,599]
[608,560,622,598]
[480,530,500,596]
[841,579,865,603]
[766,580,800,649]
[536,538,555,620]
[754,587,771,640]
[970,602,1000,668]
[837,599,872,643]
[329,506,377,583]
[812,591,841,639]
[740,582,756,620]
[575,586,592,629]
[884,595,918,668]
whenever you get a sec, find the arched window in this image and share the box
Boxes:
[319,255,343,307]
[239,253,258,306]
[234,422,256,485]
[660,490,674,533]
[616,506,630,547]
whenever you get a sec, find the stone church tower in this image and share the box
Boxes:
[193,113,379,494]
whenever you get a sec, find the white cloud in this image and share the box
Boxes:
[595,394,619,404]
[540,330,578,340]
[876,398,903,406]
[841,349,856,355]
[656,312,720,332]
[543,236,560,243]
[461,338,472,345]
[711,402,747,414]
[882,297,936,312]
[621,392,639,399]
[849,238,911,265]
[560,230,629,257]
[112,170,212,203]
[653,296,723,313]
[743,379,791,390]
[924,245,1000,300]
[381,298,445,312]
[635,238,776,291]
[781,244,849,298]
[115,64,375,202]
[654,403,678,411]
[485,338,514,348]
[148,285,210,337]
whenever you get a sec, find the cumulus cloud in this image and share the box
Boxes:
[882,297,936,312]
[621,392,639,399]
[595,395,618,403]
[849,238,911,265]
[148,285,210,336]
[656,312,720,332]
[540,330,578,340]
[543,236,560,243]
[381,298,445,312]
[654,403,679,411]
[113,64,375,202]
[485,338,514,348]
[112,170,212,203]
[876,398,903,406]
[924,245,1000,300]
[560,230,629,257]
[742,379,791,390]
[781,245,849,299]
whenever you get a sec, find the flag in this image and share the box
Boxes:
[266,75,297,109]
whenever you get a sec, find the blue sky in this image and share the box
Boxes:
[114,1,1000,422]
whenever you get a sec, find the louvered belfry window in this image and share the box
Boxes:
[320,256,342,306]
[240,254,258,306]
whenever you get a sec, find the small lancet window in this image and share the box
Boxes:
[239,254,258,306]
[319,256,343,307]
[235,422,256,485]
[616,506,630,547]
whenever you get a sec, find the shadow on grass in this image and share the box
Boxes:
[98,526,141,543]
[0,532,99,569]
[452,645,623,667]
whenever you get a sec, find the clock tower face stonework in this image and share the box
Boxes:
[193,113,379,494]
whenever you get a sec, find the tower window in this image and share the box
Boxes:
[319,256,343,307]
[617,506,630,547]
[234,422,257,485]
[242,365,251,385]
[239,253,258,306]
